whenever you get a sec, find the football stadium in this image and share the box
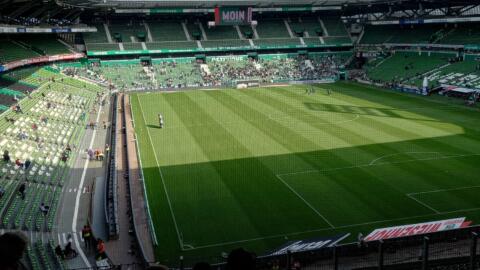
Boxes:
[0,0,480,269]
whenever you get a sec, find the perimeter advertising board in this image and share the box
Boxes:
[266,234,350,256]
[364,218,470,241]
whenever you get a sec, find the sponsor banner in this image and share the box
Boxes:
[208,55,248,62]
[115,6,340,14]
[370,16,480,25]
[52,28,71,33]
[289,78,337,84]
[0,26,17,33]
[86,43,352,56]
[214,7,253,25]
[267,234,350,256]
[400,19,424,25]
[365,218,468,241]
[1,53,85,73]
[0,26,95,33]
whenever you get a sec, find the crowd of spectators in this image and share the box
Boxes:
[62,55,346,91]
[0,15,73,27]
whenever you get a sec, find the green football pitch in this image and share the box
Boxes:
[130,81,480,265]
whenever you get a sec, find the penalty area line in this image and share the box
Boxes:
[275,174,335,229]
[406,194,440,214]
[277,153,480,178]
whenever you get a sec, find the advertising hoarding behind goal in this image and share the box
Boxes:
[364,218,470,242]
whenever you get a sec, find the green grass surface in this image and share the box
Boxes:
[130,82,480,266]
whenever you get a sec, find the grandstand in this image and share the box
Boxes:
[0,37,39,63]
[1,0,480,269]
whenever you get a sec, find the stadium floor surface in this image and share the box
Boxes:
[130,82,480,265]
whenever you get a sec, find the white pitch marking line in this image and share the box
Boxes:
[407,185,480,196]
[277,153,480,178]
[276,174,335,228]
[137,95,185,250]
[186,206,480,251]
[406,194,440,214]
[369,151,444,166]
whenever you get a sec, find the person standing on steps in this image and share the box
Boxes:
[82,224,93,251]
[18,183,26,200]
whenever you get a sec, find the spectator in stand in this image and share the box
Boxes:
[82,224,93,251]
[24,159,31,170]
[193,262,212,270]
[15,159,23,168]
[64,241,77,258]
[292,259,301,270]
[0,231,29,270]
[226,248,255,270]
[96,238,106,260]
[39,202,49,215]
[3,150,10,162]
[55,244,65,259]
[87,148,94,160]
[0,185,5,199]
[18,183,26,200]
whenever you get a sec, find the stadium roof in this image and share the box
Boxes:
[52,0,476,10]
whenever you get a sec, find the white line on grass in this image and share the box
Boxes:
[408,185,480,196]
[278,152,480,178]
[136,95,185,250]
[369,151,444,165]
[406,194,441,214]
[187,206,480,250]
[275,175,335,229]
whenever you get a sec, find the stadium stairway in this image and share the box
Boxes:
[0,68,108,269]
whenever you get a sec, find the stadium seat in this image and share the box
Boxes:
[147,21,187,41]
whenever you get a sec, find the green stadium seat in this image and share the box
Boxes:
[323,36,353,45]
[83,24,109,43]
[439,25,480,45]
[86,43,120,52]
[146,41,198,51]
[203,23,240,40]
[109,21,146,42]
[123,43,144,51]
[321,18,349,36]
[254,38,301,47]
[13,35,69,55]
[201,39,251,49]
[0,37,39,64]
[255,19,290,38]
[147,21,187,41]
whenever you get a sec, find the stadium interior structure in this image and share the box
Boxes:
[0,0,480,269]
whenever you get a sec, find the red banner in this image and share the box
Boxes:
[364,218,470,241]
[1,53,85,72]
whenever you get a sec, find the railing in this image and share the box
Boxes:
[157,225,480,269]
[105,94,119,239]
[128,96,159,247]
